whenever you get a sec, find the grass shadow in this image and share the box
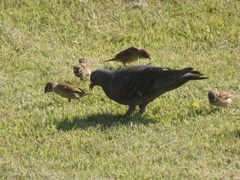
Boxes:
[187,106,220,117]
[232,129,240,138]
[234,129,240,138]
[214,129,240,140]
[57,113,156,131]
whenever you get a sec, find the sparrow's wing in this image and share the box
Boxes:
[115,47,139,60]
[219,91,234,100]
[60,83,85,94]
[104,47,139,62]
[80,63,91,72]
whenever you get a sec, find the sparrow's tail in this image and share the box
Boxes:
[104,58,116,62]
[83,92,99,96]
[233,94,240,99]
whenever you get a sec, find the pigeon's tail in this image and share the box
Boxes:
[182,69,208,80]
[151,68,207,93]
[169,68,207,90]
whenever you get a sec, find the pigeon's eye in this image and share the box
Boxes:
[91,77,95,83]
[90,74,96,82]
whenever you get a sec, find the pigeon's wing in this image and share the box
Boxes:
[109,65,205,100]
[110,66,170,100]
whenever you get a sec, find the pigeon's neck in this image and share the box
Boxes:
[98,72,113,95]
[101,74,112,89]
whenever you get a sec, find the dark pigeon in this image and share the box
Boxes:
[89,65,207,117]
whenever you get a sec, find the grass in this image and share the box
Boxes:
[0,0,240,179]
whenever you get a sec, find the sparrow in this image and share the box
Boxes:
[73,58,91,80]
[104,46,151,66]
[44,82,90,102]
[89,65,207,117]
[208,90,239,107]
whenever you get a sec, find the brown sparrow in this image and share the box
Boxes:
[208,90,239,107]
[73,58,91,80]
[104,46,151,66]
[44,82,90,102]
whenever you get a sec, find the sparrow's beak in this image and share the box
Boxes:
[89,82,95,90]
[72,66,77,72]
[44,88,49,94]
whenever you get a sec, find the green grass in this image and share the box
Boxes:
[1,0,240,179]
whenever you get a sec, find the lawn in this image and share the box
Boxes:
[0,0,239,179]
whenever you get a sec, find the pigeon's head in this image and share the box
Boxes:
[139,49,151,60]
[44,82,56,93]
[89,69,114,90]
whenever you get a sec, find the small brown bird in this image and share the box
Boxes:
[44,82,90,102]
[73,58,91,80]
[208,90,239,107]
[104,46,151,66]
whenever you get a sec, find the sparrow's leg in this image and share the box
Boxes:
[68,99,71,102]
[123,105,136,117]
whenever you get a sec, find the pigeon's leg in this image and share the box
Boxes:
[123,105,136,117]
[139,103,149,114]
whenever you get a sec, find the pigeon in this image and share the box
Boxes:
[104,46,151,66]
[208,90,239,107]
[73,58,91,80]
[89,65,207,117]
[44,82,90,102]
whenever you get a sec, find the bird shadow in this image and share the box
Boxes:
[56,113,156,131]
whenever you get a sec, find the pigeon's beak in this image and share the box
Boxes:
[89,82,95,90]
